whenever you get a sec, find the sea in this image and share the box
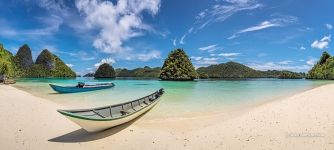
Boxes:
[13,78,332,119]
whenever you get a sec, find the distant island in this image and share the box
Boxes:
[94,63,116,78]
[83,66,161,78]
[116,66,161,78]
[0,44,75,78]
[197,61,305,79]
[159,49,198,81]
[1,43,331,81]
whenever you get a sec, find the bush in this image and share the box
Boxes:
[94,63,116,78]
[159,49,198,81]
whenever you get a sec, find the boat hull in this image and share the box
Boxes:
[58,98,160,132]
[49,83,114,93]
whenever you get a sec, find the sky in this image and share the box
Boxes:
[0,0,333,75]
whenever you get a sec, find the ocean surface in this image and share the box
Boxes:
[13,78,332,119]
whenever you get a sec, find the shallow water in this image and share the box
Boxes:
[13,78,332,119]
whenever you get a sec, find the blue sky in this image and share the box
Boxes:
[0,0,333,75]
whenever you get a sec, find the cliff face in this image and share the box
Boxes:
[94,63,116,78]
[35,49,55,70]
[159,49,198,81]
[15,44,33,69]
[1,43,76,78]
[29,49,75,77]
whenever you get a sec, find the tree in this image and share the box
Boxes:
[318,51,331,65]
[94,63,116,78]
[159,49,198,81]
[307,51,334,80]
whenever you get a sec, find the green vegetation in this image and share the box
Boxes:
[94,63,116,78]
[116,66,161,78]
[160,49,198,81]
[198,72,209,79]
[197,61,305,79]
[83,73,94,77]
[0,43,75,78]
[25,49,75,77]
[278,71,303,79]
[0,44,17,77]
[14,44,33,69]
[35,49,55,70]
[307,51,334,80]
[197,61,262,78]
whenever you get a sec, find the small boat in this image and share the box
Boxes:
[57,88,164,132]
[49,82,115,93]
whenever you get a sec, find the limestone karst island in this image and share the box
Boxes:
[1,0,334,150]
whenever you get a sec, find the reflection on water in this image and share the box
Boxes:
[13,78,332,119]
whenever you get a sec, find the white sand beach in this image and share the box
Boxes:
[1,84,334,150]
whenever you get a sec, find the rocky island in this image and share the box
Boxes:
[94,63,116,78]
[159,49,198,81]
[0,43,75,78]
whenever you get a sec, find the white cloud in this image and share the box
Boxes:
[247,62,311,72]
[196,59,219,65]
[31,0,68,13]
[218,52,240,57]
[136,50,161,61]
[278,60,293,65]
[181,0,261,44]
[190,56,220,65]
[66,64,74,67]
[306,58,317,66]
[85,67,94,73]
[65,50,96,61]
[118,50,161,62]
[75,0,161,53]
[325,24,333,30]
[180,34,186,44]
[228,15,298,39]
[191,56,203,61]
[199,44,218,52]
[300,46,306,50]
[0,15,63,39]
[192,57,220,66]
[195,0,262,30]
[173,38,177,46]
[203,57,219,61]
[311,35,331,49]
[94,58,116,68]
[179,27,194,44]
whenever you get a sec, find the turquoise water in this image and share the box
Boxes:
[13,78,332,119]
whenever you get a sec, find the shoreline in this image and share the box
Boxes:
[1,84,334,149]
[11,79,327,121]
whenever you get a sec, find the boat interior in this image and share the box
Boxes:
[76,82,114,88]
[61,89,164,120]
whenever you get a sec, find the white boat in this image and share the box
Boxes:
[57,88,164,132]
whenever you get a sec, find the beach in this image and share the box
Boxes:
[1,84,334,150]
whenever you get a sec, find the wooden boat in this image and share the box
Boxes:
[49,82,115,93]
[57,88,164,132]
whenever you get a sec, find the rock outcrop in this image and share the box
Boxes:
[35,49,55,70]
[159,49,198,81]
[94,63,116,78]
[15,44,33,69]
